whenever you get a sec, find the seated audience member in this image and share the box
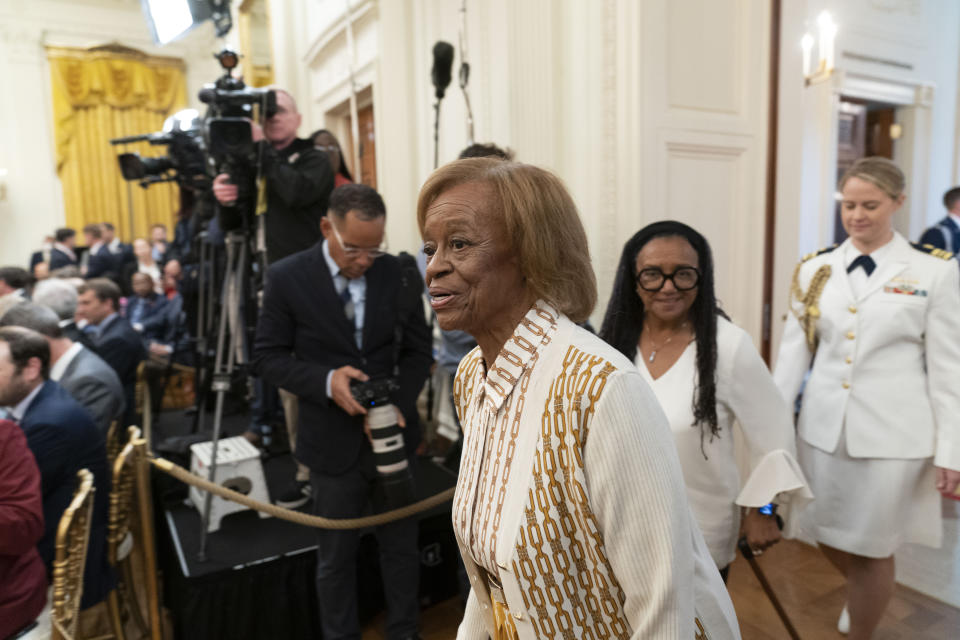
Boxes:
[150,260,188,361]
[49,228,78,270]
[125,273,168,342]
[162,259,182,299]
[919,186,960,253]
[150,223,168,263]
[32,278,83,343]
[76,279,145,425]
[0,417,47,640]
[122,239,163,296]
[29,235,54,274]
[1,303,124,436]
[0,327,113,610]
[82,223,114,280]
[0,266,30,304]
[140,262,189,416]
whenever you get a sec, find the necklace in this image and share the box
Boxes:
[643,322,689,363]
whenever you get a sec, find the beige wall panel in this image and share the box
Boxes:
[659,132,763,338]
[643,0,769,344]
[666,0,742,116]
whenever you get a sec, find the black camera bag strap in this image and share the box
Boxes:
[390,251,422,379]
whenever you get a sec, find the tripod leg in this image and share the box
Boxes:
[197,233,247,560]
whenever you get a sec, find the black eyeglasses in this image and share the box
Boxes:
[635,267,701,292]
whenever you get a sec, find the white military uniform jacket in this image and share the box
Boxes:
[453,302,740,640]
[774,233,960,469]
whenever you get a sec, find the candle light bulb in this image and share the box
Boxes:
[801,33,815,77]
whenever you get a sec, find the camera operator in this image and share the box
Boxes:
[211,88,335,464]
[253,184,432,640]
[210,88,334,265]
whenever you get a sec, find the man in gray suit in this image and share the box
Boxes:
[0,303,124,434]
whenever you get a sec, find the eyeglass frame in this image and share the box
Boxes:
[329,221,387,259]
[634,266,701,292]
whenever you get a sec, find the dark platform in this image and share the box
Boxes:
[153,410,460,639]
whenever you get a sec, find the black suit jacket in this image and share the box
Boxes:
[20,381,114,608]
[85,245,116,280]
[253,244,433,475]
[89,315,145,422]
[919,215,960,253]
[60,319,84,344]
[49,248,77,270]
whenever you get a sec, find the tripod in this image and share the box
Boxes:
[197,229,254,560]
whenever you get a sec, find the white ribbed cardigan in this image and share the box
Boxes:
[453,303,740,640]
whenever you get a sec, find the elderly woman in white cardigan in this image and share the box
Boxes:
[418,158,740,640]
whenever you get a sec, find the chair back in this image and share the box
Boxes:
[51,469,96,640]
[105,420,124,468]
[108,427,141,565]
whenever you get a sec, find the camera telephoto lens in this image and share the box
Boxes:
[367,405,416,509]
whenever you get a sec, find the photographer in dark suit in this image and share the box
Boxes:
[254,184,432,640]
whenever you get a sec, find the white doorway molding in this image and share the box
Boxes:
[800,68,936,249]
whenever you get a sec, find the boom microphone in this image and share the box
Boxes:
[431,41,455,100]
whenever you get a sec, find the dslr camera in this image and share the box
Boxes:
[351,377,417,509]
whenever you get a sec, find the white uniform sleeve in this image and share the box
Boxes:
[583,370,693,639]
[772,296,814,409]
[724,331,812,508]
[925,261,960,470]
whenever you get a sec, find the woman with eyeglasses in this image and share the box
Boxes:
[311,129,354,188]
[600,221,811,581]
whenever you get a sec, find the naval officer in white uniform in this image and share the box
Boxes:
[774,157,960,640]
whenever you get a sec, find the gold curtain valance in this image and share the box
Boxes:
[46,45,187,243]
[47,46,187,171]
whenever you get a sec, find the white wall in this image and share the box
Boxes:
[292,0,772,337]
[0,0,223,267]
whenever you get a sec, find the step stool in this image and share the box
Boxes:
[189,436,271,533]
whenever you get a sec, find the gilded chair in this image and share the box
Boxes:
[103,427,143,640]
[105,420,124,469]
[135,361,153,447]
[51,469,96,640]
[106,427,163,640]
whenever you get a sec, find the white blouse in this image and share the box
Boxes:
[636,317,812,567]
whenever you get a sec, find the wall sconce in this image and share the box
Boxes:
[803,11,837,86]
[0,168,7,202]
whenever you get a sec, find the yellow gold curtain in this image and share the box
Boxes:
[48,46,187,241]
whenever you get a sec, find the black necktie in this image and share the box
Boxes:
[847,254,876,276]
[339,277,355,322]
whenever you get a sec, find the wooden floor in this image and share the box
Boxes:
[363,540,960,639]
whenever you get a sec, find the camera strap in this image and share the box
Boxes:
[391,252,420,379]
